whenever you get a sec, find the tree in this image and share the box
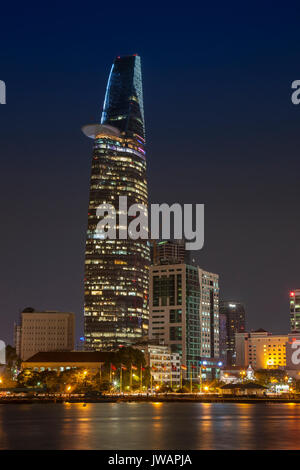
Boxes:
[39,370,59,392]
[255,369,286,386]
[6,345,20,368]
[17,369,41,387]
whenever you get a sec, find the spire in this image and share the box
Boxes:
[101,55,145,141]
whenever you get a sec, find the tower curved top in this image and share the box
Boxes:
[101,55,145,141]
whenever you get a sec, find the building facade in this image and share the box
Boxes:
[133,341,181,385]
[290,290,300,331]
[149,263,219,379]
[219,301,246,366]
[15,308,75,361]
[83,55,150,350]
[235,329,288,370]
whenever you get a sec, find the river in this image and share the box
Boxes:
[0,402,299,449]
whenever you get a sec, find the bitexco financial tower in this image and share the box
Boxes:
[82,55,150,350]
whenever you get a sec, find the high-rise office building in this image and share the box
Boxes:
[151,240,189,265]
[15,308,75,361]
[149,263,219,379]
[218,312,227,365]
[83,55,150,350]
[219,301,246,366]
[290,290,300,331]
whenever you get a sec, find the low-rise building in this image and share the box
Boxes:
[133,341,181,385]
[21,351,109,373]
[220,382,267,396]
[220,365,255,384]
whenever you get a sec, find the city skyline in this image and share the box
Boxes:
[1,4,300,344]
[1,3,300,454]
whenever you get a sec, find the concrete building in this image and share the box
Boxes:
[149,263,219,379]
[235,329,288,370]
[219,301,246,366]
[236,330,300,378]
[133,341,181,385]
[15,308,75,360]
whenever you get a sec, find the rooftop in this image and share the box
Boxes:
[23,351,113,363]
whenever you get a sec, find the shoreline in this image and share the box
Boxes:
[0,396,299,404]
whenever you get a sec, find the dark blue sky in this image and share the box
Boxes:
[1,2,300,343]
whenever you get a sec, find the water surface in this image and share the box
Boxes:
[0,402,299,449]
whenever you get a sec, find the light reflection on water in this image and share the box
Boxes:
[0,402,300,449]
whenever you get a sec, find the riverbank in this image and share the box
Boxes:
[0,395,299,404]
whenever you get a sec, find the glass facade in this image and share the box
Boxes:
[84,55,150,350]
[149,264,220,379]
[186,266,201,374]
[219,301,246,366]
[290,290,300,332]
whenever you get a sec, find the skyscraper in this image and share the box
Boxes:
[83,55,150,350]
[149,262,220,379]
[290,290,300,331]
[151,240,187,265]
[219,301,246,366]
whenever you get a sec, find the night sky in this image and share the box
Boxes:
[1,2,300,344]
